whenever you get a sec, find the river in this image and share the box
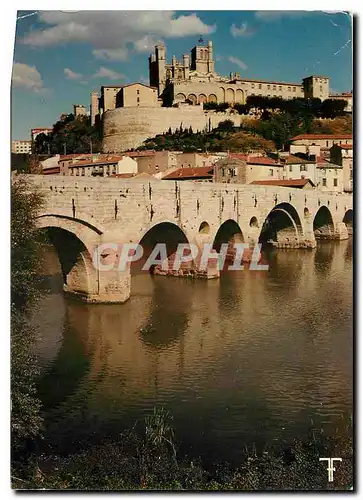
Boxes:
[32,238,353,467]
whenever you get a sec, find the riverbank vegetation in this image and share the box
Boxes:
[13,407,353,491]
[10,178,353,491]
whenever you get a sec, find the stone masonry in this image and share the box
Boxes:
[27,175,353,304]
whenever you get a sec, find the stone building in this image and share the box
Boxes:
[148,41,330,106]
[330,143,353,192]
[69,155,137,177]
[73,104,87,118]
[213,154,282,184]
[11,140,32,154]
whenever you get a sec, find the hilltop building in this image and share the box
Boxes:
[88,40,352,151]
[73,104,88,118]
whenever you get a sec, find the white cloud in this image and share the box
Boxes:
[12,62,44,92]
[64,67,83,80]
[21,11,216,61]
[92,66,125,81]
[228,56,248,71]
[230,22,255,37]
[255,11,308,22]
[133,35,161,53]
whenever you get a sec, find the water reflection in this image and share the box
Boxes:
[34,239,353,466]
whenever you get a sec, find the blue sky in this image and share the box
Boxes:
[12,10,352,140]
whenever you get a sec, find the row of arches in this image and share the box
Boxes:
[37,205,352,299]
[175,88,245,105]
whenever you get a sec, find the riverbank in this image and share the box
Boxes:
[12,408,353,491]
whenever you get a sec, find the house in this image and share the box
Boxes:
[315,156,344,192]
[214,154,282,184]
[330,143,353,192]
[69,155,138,177]
[281,154,317,184]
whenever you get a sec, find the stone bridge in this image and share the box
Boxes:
[25,175,353,303]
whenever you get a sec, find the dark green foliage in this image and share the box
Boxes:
[33,114,102,155]
[320,99,348,119]
[11,178,44,457]
[14,409,353,491]
[217,119,235,132]
[11,178,44,308]
[138,122,274,154]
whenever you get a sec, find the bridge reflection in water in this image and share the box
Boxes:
[33,238,353,466]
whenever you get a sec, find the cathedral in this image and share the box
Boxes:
[148,40,330,107]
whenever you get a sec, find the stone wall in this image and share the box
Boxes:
[102,106,244,152]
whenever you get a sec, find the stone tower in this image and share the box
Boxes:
[190,41,214,74]
[90,91,99,126]
[302,75,330,101]
[149,44,167,96]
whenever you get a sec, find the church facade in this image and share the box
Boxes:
[148,40,330,106]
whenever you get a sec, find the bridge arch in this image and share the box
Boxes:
[343,209,353,235]
[313,206,335,239]
[212,219,244,267]
[134,221,191,275]
[259,203,303,248]
[199,221,210,234]
[36,217,98,299]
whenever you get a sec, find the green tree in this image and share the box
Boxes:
[11,178,44,457]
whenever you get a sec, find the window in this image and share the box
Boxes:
[289,165,292,172]
[137,89,140,95]
[320,85,323,91]
[334,178,338,187]
[326,141,329,147]
[251,83,255,89]
[293,87,296,92]
[288,86,291,91]
[273,85,276,90]
[322,178,327,187]
[269,169,274,176]
[258,84,262,89]
[279,86,282,91]
[267,84,270,90]
[137,97,140,103]
[300,165,307,172]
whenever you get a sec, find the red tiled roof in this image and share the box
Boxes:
[163,167,214,180]
[125,150,156,157]
[316,156,329,164]
[70,156,125,167]
[59,154,93,161]
[284,155,310,165]
[42,167,60,174]
[230,153,248,161]
[339,144,353,149]
[251,179,315,188]
[109,173,136,178]
[329,92,352,98]
[246,156,281,166]
[291,134,352,141]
